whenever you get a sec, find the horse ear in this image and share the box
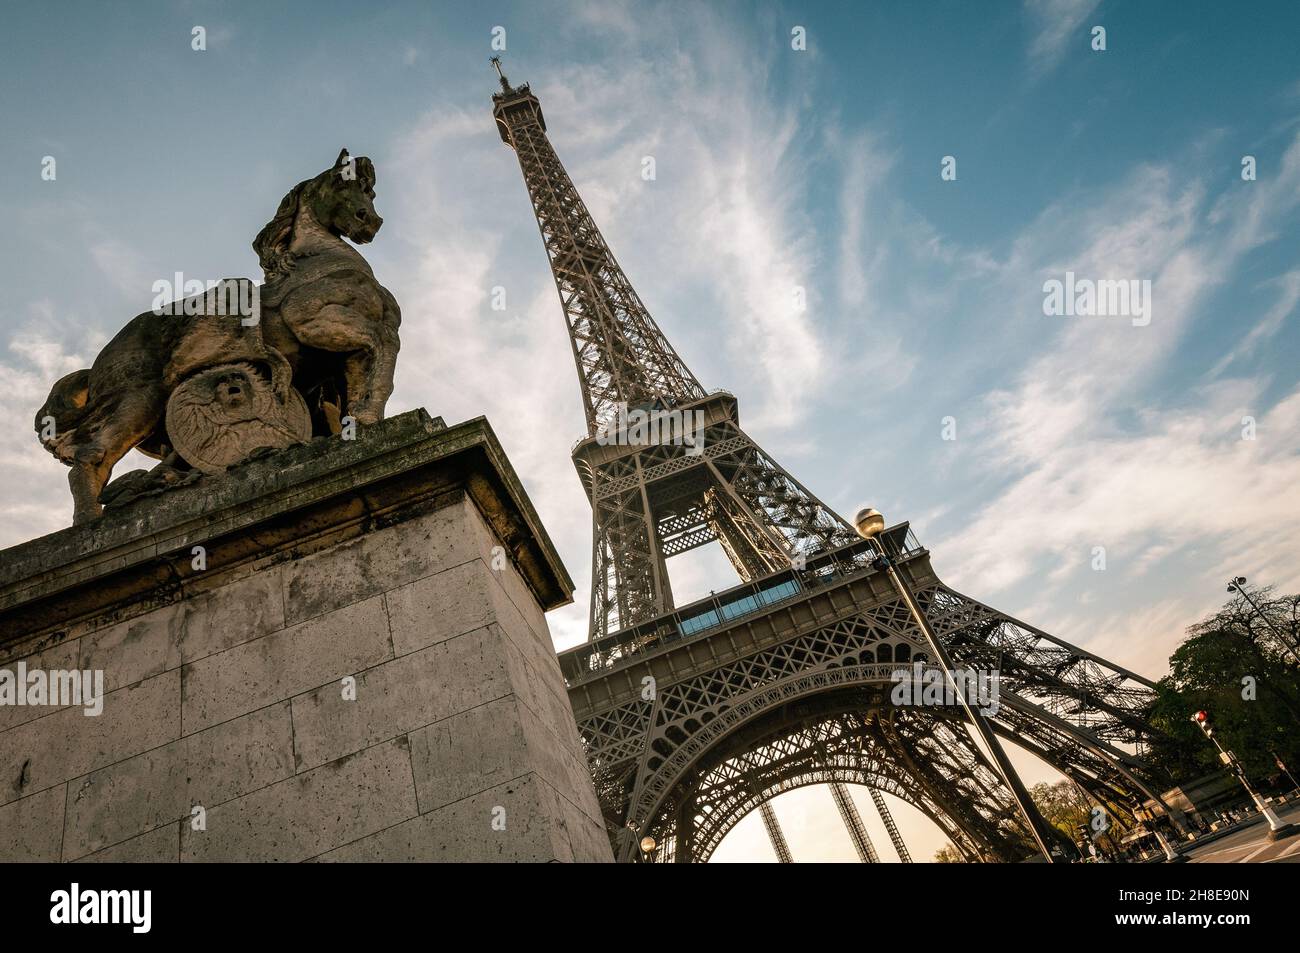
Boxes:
[335,148,350,168]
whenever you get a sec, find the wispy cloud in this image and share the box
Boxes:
[378,7,845,645]
[931,131,1300,676]
[1211,269,1300,375]
[0,312,102,543]
[1024,0,1102,76]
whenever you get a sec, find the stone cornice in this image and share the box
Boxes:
[0,409,573,650]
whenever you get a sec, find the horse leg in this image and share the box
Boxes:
[68,391,165,525]
[69,453,108,525]
[342,326,397,425]
[337,296,398,425]
[293,302,393,425]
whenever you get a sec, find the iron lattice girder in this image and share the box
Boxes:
[562,547,1160,861]
[494,83,704,435]
[758,802,794,863]
[678,707,1027,863]
[871,787,912,862]
[574,394,859,637]
[829,782,880,863]
[498,71,856,640]
[574,395,857,639]
[494,71,1165,862]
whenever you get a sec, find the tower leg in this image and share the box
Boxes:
[830,783,880,862]
[870,787,913,863]
[759,801,794,863]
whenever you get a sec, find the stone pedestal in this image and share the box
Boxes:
[0,410,612,862]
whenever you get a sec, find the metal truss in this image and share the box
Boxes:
[492,73,704,435]
[564,558,1164,862]
[829,783,880,862]
[493,67,1171,863]
[871,787,912,862]
[581,405,863,638]
[759,802,793,863]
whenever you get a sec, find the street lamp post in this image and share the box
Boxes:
[1227,577,1300,667]
[854,508,1061,863]
[1272,751,1300,794]
[1192,710,1298,842]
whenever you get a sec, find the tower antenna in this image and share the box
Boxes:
[489,55,510,92]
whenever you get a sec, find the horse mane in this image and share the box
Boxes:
[252,152,375,282]
[355,157,375,191]
[253,178,310,281]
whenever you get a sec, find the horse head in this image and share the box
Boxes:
[253,148,383,280]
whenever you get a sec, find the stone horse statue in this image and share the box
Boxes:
[35,149,401,524]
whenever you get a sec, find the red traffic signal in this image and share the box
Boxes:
[1191,710,1213,737]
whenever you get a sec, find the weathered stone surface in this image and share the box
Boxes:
[552,780,619,862]
[0,412,571,639]
[32,149,400,525]
[166,362,312,474]
[0,412,607,862]
[62,703,295,860]
[461,499,550,639]
[0,784,65,861]
[282,496,489,627]
[385,558,513,655]
[290,628,505,772]
[314,774,574,862]
[0,637,80,732]
[0,672,179,808]
[181,738,418,863]
[79,608,180,694]
[409,695,541,812]
[74,823,179,863]
[181,595,392,734]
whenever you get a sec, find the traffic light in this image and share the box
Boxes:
[1191,709,1213,738]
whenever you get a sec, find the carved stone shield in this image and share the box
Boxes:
[165,361,312,473]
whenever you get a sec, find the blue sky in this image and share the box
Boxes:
[2,0,1299,862]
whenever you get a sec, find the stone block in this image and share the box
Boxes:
[62,702,295,859]
[181,737,418,862]
[314,774,571,862]
[175,567,285,665]
[0,672,179,808]
[75,824,179,863]
[0,784,65,861]
[79,606,181,694]
[181,595,391,734]
[289,626,508,772]
[0,636,81,732]
[281,497,490,627]
[383,559,499,655]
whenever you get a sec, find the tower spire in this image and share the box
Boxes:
[493,71,859,638]
[497,70,1172,867]
[489,55,511,93]
[491,70,705,434]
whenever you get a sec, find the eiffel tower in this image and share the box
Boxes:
[490,61,1179,863]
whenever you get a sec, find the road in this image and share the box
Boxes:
[1178,800,1300,863]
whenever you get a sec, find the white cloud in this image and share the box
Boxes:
[930,132,1300,678]
[1211,269,1300,375]
[0,313,101,545]
[88,237,154,301]
[1024,0,1102,75]
[376,10,846,646]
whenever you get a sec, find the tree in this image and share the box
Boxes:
[1030,779,1130,858]
[932,844,964,863]
[1145,585,1300,787]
